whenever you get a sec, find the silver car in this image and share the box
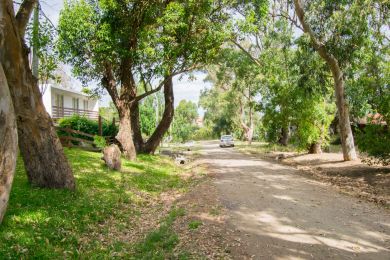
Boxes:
[220,135,234,148]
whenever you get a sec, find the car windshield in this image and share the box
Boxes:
[221,135,233,140]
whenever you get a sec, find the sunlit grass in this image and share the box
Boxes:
[0,148,190,258]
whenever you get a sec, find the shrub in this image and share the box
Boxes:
[191,127,213,141]
[93,135,107,149]
[356,125,390,166]
[58,115,118,140]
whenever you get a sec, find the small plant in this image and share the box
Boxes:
[188,220,202,230]
[93,135,107,149]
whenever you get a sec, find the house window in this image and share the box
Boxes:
[55,94,64,118]
[83,100,89,110]
[72,98,79,110]
[56,94,64,108]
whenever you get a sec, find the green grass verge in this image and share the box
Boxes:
[0,148,190,258]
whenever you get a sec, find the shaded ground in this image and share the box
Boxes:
[184,141,390,259]
[284,153,390,207]
[237,143,390,208]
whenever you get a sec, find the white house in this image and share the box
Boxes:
[42,85,99,120]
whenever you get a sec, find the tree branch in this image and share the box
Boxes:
[269,11,304,32]
[230,39,262,68]
[101,63,119,106]
[293,0,337,67]
[15,0,37,38]
[134,65,198,102]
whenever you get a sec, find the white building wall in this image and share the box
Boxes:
[51,88,98,111]
[91,99,99,112]
[41,85,100,120]
[41,85,52,116]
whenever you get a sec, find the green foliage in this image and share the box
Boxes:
[304,0,388,69]
[191,127,214,141]
[346,36,390,123]
[139,93,164,138]
[58,0,227,89]
[188,220,202,230]
[171,100,199,142]
[356,125,390,166]
[200,48,263,139]
[58,115,118,139]
[200,87,240,138]
[25,8,59,90]
[0,149,190,258]
[99,102,118,122]
[93,135,107,149]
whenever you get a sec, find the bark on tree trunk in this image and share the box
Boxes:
[279,126,290,146]
[294,0,357,161]
[116,105,137,160]
[239,99,254,145]
[0,63,18,224]
[131,101,144,152]
[139,77,175,154]
[246,127,254,145]
[0,1,75,189]
[309,142,322,154]
[332,70,357,160]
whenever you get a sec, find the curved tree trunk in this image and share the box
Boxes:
[139,77,174,154]
[116,104,137,160]
[131,101,145,152]
[294,0,357,161]
[0,1,75,189]
[0,63,18,224]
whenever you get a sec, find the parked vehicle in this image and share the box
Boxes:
[220,135,234,148]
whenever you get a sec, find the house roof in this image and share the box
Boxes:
[357,113,387,125]
[51,85,92,98]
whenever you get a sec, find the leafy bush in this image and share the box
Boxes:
[93,135,107,149]
[58,115,118,140]
[191,127,213,141]
[356,125,390,166]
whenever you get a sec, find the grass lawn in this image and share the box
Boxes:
[0,148,194,259]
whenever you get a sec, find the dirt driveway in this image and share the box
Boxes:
[197,141,390,260]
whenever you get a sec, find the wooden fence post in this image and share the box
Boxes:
[98,115,102,136]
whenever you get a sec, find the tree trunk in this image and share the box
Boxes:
[239,99,254,145]
[140,77,174,154]
[0,1,75,189]
[116,105,136,160]
[279,126,289,146]
[0,63,18,224]
[332,70,357,161]
[309,142,322,154]
[131,101,145,152]
[294,0,357,161]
